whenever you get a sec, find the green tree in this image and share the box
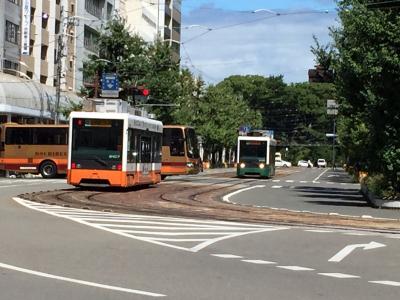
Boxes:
[331,0,400,190]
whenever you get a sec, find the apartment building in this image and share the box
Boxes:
[120,0,181,59]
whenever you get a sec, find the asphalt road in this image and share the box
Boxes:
[227,167,400,220]
[0,173,400,299]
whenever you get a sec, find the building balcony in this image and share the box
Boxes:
[41,29,49,45]
[41,60,49,77]
[172,28,180,42]
[21,55,35,73]
[30,24,36,41]
[42,0,50,15]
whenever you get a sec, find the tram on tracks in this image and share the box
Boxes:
[68,110,163,187]
[161,125,201,178]
[0,123,68,178]
[236,130,276,178]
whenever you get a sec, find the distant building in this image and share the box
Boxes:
[120,0,181,60]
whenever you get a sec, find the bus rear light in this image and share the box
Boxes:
[117,164,122,171]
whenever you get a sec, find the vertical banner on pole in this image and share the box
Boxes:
[21,0,31,56]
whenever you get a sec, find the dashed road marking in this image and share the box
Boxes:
[369,281,400,287]
[277,266,314,271]
[271,185,282,189]
[241,260,276,265]
[13,198,287,253]
[211,254,242,258]
[318,273,360,279]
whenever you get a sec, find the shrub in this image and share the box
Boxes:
[365,174,393,198]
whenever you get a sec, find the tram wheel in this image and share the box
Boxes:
[40,161,57,178]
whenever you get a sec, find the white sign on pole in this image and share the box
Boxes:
[327,99,339,115]
[21,0,31,56]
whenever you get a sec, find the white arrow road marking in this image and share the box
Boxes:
[328,241,386,262]
[0,262,165,297]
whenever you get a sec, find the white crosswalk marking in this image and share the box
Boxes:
[13,197,289,252]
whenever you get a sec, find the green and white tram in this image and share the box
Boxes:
[236,133,276,178]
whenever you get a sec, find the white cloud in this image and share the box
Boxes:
[181,9,338,84]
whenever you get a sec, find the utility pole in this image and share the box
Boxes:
[55,6,66,124]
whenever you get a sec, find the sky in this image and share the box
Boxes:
[180,0,338,84]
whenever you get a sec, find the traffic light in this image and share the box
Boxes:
[127,85,150,105]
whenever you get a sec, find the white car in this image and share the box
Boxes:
[297,160,313,167]
[317,159,327,168]
[275,159,292,168]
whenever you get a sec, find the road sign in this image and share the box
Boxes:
[101,73,119,98]
[327,99,339,115]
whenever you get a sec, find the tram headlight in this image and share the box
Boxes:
[259,163,265,169]
[240,163,246,169]
[186,162,194,168]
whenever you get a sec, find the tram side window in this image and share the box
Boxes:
[163,128,185,157]
[140,136,152,163]
[127,129,139,163]
[153,133,162,163]
[5,128,32,144]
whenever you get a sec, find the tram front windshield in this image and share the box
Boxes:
[71,118,123,170]
[239,140,267,162]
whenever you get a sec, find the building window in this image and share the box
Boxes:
[26,71,33,79]
[5,20,19,44]
[84,26,99,53]
[85,0,102,19]
[3,60,18,70]
[107,3,113,19]
[41,45,48,60]
[40,75,47,84]
[7,0,20,5]
[30,7,36,23]
[55,20,60,34]
[29,39,34,55]
[42,14,49,29]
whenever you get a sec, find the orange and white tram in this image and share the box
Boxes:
[67,111,163,187]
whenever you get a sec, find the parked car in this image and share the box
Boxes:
[297,160,313,168]
[317,159,327,168]
[275,159,292,168]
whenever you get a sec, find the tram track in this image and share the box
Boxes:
[17,175,400,232]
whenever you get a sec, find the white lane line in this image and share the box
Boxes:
[313,168,329,182]
[222,185,265,203]
[369,281,400,287]
[211,254,242,258]
[271,186,282,189]
[272,180,280,182]
[305,230,334,233]
[318,273,360,279]
[342,232,374,236]
[0,262,165,297]
[277,266,314,271]
[285,180,294,183]
[118,230,249,236]
[300,181,308,183]
[241,260,276,265]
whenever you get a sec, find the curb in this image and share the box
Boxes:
[361,183,400,209]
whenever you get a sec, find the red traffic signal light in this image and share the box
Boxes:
[141,88,149,97]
